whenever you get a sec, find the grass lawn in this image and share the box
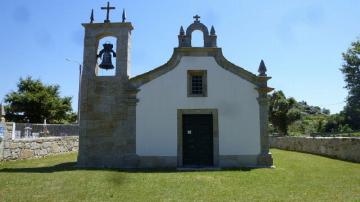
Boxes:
[0,149,359,202]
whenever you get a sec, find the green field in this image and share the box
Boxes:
[0,149,359,201]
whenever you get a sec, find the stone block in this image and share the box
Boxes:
[9,142,19,149]
[60,146,67,152]
[13,148,20,154]
[21,143,27,149]
[3,149,11,159]
[20,149,34,159]
[138,156,177,169]
[257,153,273,167]
[43,142,51,148]
[39,149,48,156]
[30,142,38,149]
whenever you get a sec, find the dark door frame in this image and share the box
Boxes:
[177,109,219,167]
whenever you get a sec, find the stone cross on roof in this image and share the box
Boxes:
[101,2,115,23]
[193,15,200,22]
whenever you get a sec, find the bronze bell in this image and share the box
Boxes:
[97,42,116,70]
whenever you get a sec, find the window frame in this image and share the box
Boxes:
[187,70,208,97]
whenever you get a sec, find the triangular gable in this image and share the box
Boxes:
[130,47,262,88]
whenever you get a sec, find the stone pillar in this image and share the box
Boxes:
[0,119,5,160]
[0,122,15,160]
[178,34,187,47]
[0,103,5,123]
[0,117,4,156]
[257,77,274,167]
[115,29,132,78]
[207,35,217,47]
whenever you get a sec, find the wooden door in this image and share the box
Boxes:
[182,114,213,167]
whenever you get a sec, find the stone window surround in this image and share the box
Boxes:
[177,109,219,167]
[187,70,208,97]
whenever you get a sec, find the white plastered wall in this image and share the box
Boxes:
[136,56,260,156]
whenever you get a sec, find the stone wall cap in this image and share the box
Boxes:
[310,136,360,139]
[11,136,79,142]
[14,123,79,126]
[270,136,360,140]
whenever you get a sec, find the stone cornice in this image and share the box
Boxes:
[256,87,274,94]
[257,76,272,83]
[82,22,134,30]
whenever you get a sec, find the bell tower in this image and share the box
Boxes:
[77,3,138,168]
[81,7,132,78]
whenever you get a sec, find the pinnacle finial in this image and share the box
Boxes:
[122,9,126,22]
[258,60,267,76]
[210,26,216,35]
[179,26,185,35]
[90,9,94,23]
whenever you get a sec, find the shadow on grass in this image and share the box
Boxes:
[0,162,258,173]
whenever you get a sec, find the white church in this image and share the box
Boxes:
[77,3,274,169]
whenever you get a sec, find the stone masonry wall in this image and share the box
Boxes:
[1,136,79,161]
[270,136,360,163]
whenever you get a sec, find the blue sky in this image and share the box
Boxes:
[0,0,359,114]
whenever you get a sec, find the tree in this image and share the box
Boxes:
[4,77,76,123]
[324,113,346,133]
[321,108,330,115]
[341,39,360,129]
[269,91,301,135]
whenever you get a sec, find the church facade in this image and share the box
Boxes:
[77,6,273,168]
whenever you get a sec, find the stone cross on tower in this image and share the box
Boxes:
[101,2,115,23]
[193,15,200,22]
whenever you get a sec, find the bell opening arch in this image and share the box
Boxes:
[178,17,216,48]
[190,30,205,47]
[96,35,117,76]
[186,21,209,48]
